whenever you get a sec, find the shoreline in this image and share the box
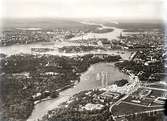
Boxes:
[32,61,130,105]
[27,60,130,121]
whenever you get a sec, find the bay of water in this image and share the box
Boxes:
[27,63,129,121]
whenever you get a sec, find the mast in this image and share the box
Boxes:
[101,71,108,87]
[101,71,105,87]
[105,72,108,86]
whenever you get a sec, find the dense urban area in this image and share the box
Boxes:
[0,19,166,121]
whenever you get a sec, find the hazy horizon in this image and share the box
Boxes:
[0,0,166,20]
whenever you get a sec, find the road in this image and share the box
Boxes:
[109,74,140,112]
[142,86,167,92]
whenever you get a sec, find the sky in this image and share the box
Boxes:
[0,0,166,20]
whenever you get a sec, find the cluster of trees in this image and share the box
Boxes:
[59,46,105,53]
[115,49,164,82]
[0,75,34,121]
[114,79,128,87]
[41,107,114,121]
[116,60,164,81]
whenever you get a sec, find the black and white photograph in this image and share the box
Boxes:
[0,0,167,121]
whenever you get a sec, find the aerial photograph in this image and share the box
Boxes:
[0,0,167,121]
